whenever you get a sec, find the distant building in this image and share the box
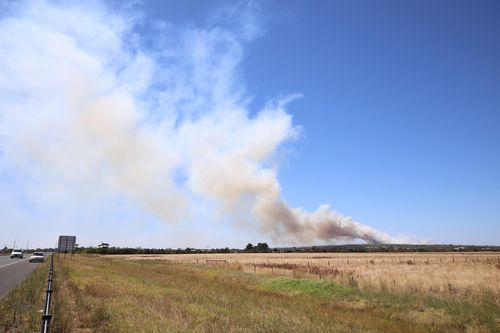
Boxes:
[98,242,110,249]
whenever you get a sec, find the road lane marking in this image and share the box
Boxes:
[0,259,28,269]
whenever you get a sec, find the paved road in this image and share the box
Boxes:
[0,254,41,300]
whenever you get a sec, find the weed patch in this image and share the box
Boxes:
[259,277,349,298]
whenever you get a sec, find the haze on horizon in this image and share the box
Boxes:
[0,0,499,249]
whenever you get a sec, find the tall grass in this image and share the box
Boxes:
[52,255,499,333]
[0,260,49,332]
[121,252,500,298]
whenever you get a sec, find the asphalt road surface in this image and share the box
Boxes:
[0,254,41,300]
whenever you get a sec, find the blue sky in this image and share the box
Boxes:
[267,0,500,245]
[0,0,499,248]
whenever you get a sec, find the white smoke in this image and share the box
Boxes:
[0,1,391,244]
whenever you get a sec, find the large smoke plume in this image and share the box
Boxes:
[0,1,391,244]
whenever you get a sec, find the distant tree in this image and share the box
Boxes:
[255,243,269,253]
[245,243,254,251]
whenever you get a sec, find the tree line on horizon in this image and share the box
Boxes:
[1,243,498,256]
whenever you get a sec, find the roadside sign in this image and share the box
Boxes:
[58,235,76,253]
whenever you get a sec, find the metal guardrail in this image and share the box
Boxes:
[40,254,54,333]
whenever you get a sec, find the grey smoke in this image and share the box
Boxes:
[0,1,392,245]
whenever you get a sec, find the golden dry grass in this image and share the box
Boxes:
[119,252,500,298]
[52,254,500,333]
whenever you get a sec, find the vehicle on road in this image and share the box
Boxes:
[10,249,24,259]
[29,252,45,263]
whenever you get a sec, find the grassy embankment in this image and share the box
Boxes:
[0,259,49,332]
[52,255,499,333]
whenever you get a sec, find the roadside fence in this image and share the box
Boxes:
[40,254,54,333]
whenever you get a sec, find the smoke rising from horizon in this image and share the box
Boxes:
[0,1,392,245]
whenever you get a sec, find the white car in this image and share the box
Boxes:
[29,252,45,263]
[10,249,24,259]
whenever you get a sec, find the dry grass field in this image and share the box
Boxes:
[47,254,499,332]
[120,252,500,299]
